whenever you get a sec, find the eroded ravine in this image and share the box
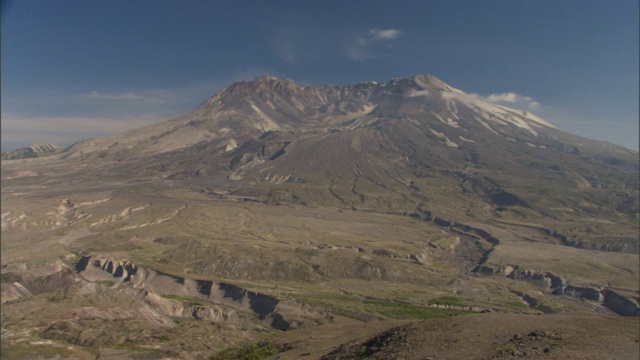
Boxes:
[74,256,329,330]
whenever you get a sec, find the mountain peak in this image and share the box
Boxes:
[224,75,461,97]
[254,74,280,82]
[411,74,460,92]
[224,75,301,97]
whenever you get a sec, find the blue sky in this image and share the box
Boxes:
[2,0,638,151]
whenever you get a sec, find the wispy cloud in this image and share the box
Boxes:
[440,90,542,112]
[269,27,402,64]
[368,28,402,41]
[273,36,299,64]
[1,115,162,149]
[466,92,540,110]
[482,92,540,109]
[82,90,151,102]
[270,26,318,65]
[1,67,282,150]
[347,28,403,61]
[406,89,432,98]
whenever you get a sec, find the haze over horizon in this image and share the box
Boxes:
[2,0,638,151]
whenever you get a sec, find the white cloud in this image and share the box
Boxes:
[83,90,148,101]
[472,92,541,110]
[269,27,402,63]
[346,28,403,61]
[406,89,432,98]
[369,28,402,40]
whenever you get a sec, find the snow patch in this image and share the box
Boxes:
[459,136,475,143]
[225,139,238,152]
[475,117,501,137]
[249,102,281,132]
[518,110,556,128]
[447,99,460,120]
[429,129,459,148]
[432,112,461,128]
[442,91,556,136]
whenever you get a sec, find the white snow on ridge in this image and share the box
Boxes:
[472,102,539,135]
[250,102,281,132]
[431,112,461,128]
[225,138,238,152]
[516,109,556,128]
[475,117,501,137]
[429,128,459,148]
[441,91,556,136]
[449,99,459,119]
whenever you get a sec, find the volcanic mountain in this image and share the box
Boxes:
[1,75,638,358]
[63,75,638,222]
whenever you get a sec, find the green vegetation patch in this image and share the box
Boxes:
[209,341,290,360]
[361,299,469,319]
[496,344,516,355]
[293,293,470,320]
[427,296,467,307]
[161,294,206,305]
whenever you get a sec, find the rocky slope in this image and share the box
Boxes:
[55,75,638,257]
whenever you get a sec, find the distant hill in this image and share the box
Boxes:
[1,143,63,160]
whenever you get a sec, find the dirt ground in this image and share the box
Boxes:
[271,312,639,360]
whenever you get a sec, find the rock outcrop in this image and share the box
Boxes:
[478,263,639,316]
[75,256,329,329]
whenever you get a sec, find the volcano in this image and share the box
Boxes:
[61,75,638,222]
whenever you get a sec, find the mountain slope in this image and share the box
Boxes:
[43,74,639,283]
[1,143,63,160]
[61,75,638,222]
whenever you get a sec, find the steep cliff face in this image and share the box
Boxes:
[75,256,329,329]
[1,263,78,303]
[476,263,639,316]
